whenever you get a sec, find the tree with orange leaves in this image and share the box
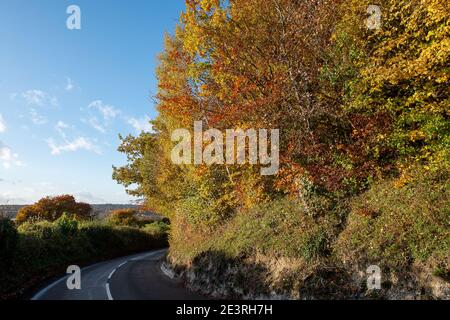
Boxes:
[15,195,92,224]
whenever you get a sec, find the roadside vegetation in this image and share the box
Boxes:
[168,167,448,298]
[113,0,449,299]
[0,195,169,299]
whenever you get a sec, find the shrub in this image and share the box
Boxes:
[17,220,56,239]
[108,209,140,227]
[79,222,127,255]
[16,195,92,224]
[55,213,79,236]
[301,230,329,261]
[0,218,18,268]
[143,221,170,238]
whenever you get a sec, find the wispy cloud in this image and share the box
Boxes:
[0,114,6,133]
[22,90,45,106]
[127,116,153,133]
[85,117,106,133]
[65,77,75,91]
[88,100,120,121]
[55,121,70,138]
[83,100,121,133]
[30,108,48,125]
[47,137,101,155]
[22,89,58,107]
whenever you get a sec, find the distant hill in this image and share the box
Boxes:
[0,205,27,219]
[0,204,150,220]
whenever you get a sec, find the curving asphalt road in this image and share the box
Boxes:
[32,249,204,300]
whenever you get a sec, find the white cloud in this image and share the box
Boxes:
[65,77,75,91]
[83,100,121,133]
[30,108,47,125]
[22,90,58,107]
[0,141,23,169]
[88,100,120,120]
[0,146,13,161]
[56,121,69,130]
[47,137,101,155]
[22,90,45,106]
[55,121,70,138]
[86,117,106,133]
[127,116,153,133]
[0,114,6,133]
[74,192,106,204]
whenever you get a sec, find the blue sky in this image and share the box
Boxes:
[0,0,185,204]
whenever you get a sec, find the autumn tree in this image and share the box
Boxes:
[115,0,357,227]
[114,0,449,230]
[108,209,140,226]
[337,0,449,175]
[15,195,92,224]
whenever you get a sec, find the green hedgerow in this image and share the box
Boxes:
[0,218,18,268]
[55,213,79,236]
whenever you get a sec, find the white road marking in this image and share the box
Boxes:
[105,283,113,300]
[107,269,116,281]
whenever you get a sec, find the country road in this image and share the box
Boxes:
[31,249,204,300]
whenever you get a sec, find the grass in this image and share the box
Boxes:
[170,193,346,264]
[335,167,449,272]
[168,167,449,298]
